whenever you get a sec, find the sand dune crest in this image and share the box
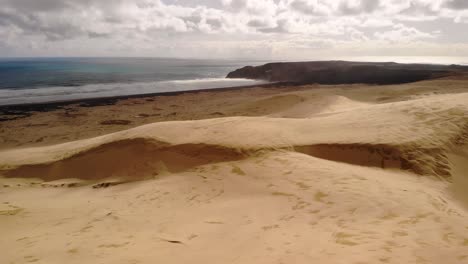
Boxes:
[3,138,244,181]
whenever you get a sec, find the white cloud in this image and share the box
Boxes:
[374,23,436,42]
[360,18,394,27]
[0,0,465,58]
[289,0,333,15]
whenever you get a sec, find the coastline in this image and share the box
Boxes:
[0,81,309,149]
[1,76,468,263]
[0,82,297,121]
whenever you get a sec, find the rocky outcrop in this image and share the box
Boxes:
[226,61,468,85]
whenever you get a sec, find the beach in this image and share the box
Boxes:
[1,76,468,263]
[2,0,468,261]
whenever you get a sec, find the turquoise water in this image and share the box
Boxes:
[0,57,269,105]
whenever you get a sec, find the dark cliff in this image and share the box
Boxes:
[226,61,468,85]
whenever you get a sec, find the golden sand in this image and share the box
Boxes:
[1,78,468,263]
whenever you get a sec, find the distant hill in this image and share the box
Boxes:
[226,61,468,85]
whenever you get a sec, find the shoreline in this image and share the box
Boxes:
[0,81,315,149]
[4,59,468,117]
[0,82,297,121]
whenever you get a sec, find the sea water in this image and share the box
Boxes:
[2,56,466,106]
[0,57,269,105]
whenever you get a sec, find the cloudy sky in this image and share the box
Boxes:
[0,0,467,60]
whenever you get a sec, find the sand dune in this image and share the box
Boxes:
[3,139,245,182]
[233,92,371,118]
[1,79,468,263]
[3,91,465,176]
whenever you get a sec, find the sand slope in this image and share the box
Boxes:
[1,79,468,263]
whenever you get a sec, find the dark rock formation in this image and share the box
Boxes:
[226,61,468,85]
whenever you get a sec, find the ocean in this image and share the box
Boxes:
[1,56,467,106]
[0,57,269,106]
